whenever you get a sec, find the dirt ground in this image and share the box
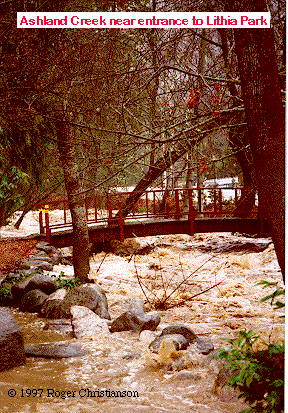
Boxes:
[0,238,38,276]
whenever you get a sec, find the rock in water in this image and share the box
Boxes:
[149,324,214,355]
[149,334,189,353]
[40,288,67,319]
[0,307,26,371]
[24,342,87,358]
[19,289,48,313]
[70,305,110,339]
[57,284,110,320]
[110,298,160,333]
[43,319,73,334]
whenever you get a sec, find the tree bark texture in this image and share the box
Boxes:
[56,119,90,282]
[229,130,256,217]
[218,29,256,217]
[225,0,285,277]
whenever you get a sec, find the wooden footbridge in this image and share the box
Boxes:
[35,187,268,248]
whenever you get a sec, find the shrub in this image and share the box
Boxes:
[219,331,284,413]
[52,271,82,290]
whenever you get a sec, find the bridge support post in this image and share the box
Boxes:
[175,189,180,219]
[119,207,125,242]
[94,195,98,222]
[218,189,223,214]
[63,200,67,224]
[108,194,113,227]
[39,210,44,234]
[146,192,149,217]
[45,211,51,244]
[188,188,195,236]
[85,197,89,220]
[213,189,217,214]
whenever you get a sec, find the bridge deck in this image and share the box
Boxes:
[35,217,269,248]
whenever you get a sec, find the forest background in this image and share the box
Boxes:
[0,0,285,282]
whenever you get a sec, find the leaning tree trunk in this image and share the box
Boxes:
[225,0,285,277]
[116,107,244,218]
[56,118,90,282]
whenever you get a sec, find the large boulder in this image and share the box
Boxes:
[0,307,26,371]
[19,289,48,313]
[11,274,57,302]
[40,288,67,318]
[56,284,110,320]
[71,305,110,339]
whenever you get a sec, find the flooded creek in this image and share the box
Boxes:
[0,233,284,413]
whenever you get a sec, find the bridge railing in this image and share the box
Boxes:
[38,186,257,243]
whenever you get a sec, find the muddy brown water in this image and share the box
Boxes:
[0,233,284,413]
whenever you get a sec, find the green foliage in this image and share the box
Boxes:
[0,287,10,300]
[6,272,28,286]
[219,330,284,413]
[257,280,285,313]
[51,271,82,290]
[0,166,29,226]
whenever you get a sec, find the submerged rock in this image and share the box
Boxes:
[149,333,189,353]
[110,298,160,333]
[25,342,87,358]
[149,324,214,355]
[43,319,73,334]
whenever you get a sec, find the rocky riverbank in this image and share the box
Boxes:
[0,229,284,413]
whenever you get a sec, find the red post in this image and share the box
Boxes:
[175,189,180,219]
[235,189,238,207]
[188,188,195,236]
[94,195,98,222]
[119,206,125,242]
[166,192,170,217]
[146,192,149,217]
[108,194,113,226]
[85,197,89,220]
[132,193,136,215]
[213,189,217,214]
[218,189,223,214]
[63,200,67,224]
[198,188,202,212]
[153,191,156,215]
[39,210,44,234]
[45,211,50,244]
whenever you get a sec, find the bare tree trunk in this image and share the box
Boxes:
[225,0,285,277]
[218,29,256,217]
[56,118,90,282]
[229,130,256,217]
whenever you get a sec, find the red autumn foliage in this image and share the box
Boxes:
[187,90,202,108]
